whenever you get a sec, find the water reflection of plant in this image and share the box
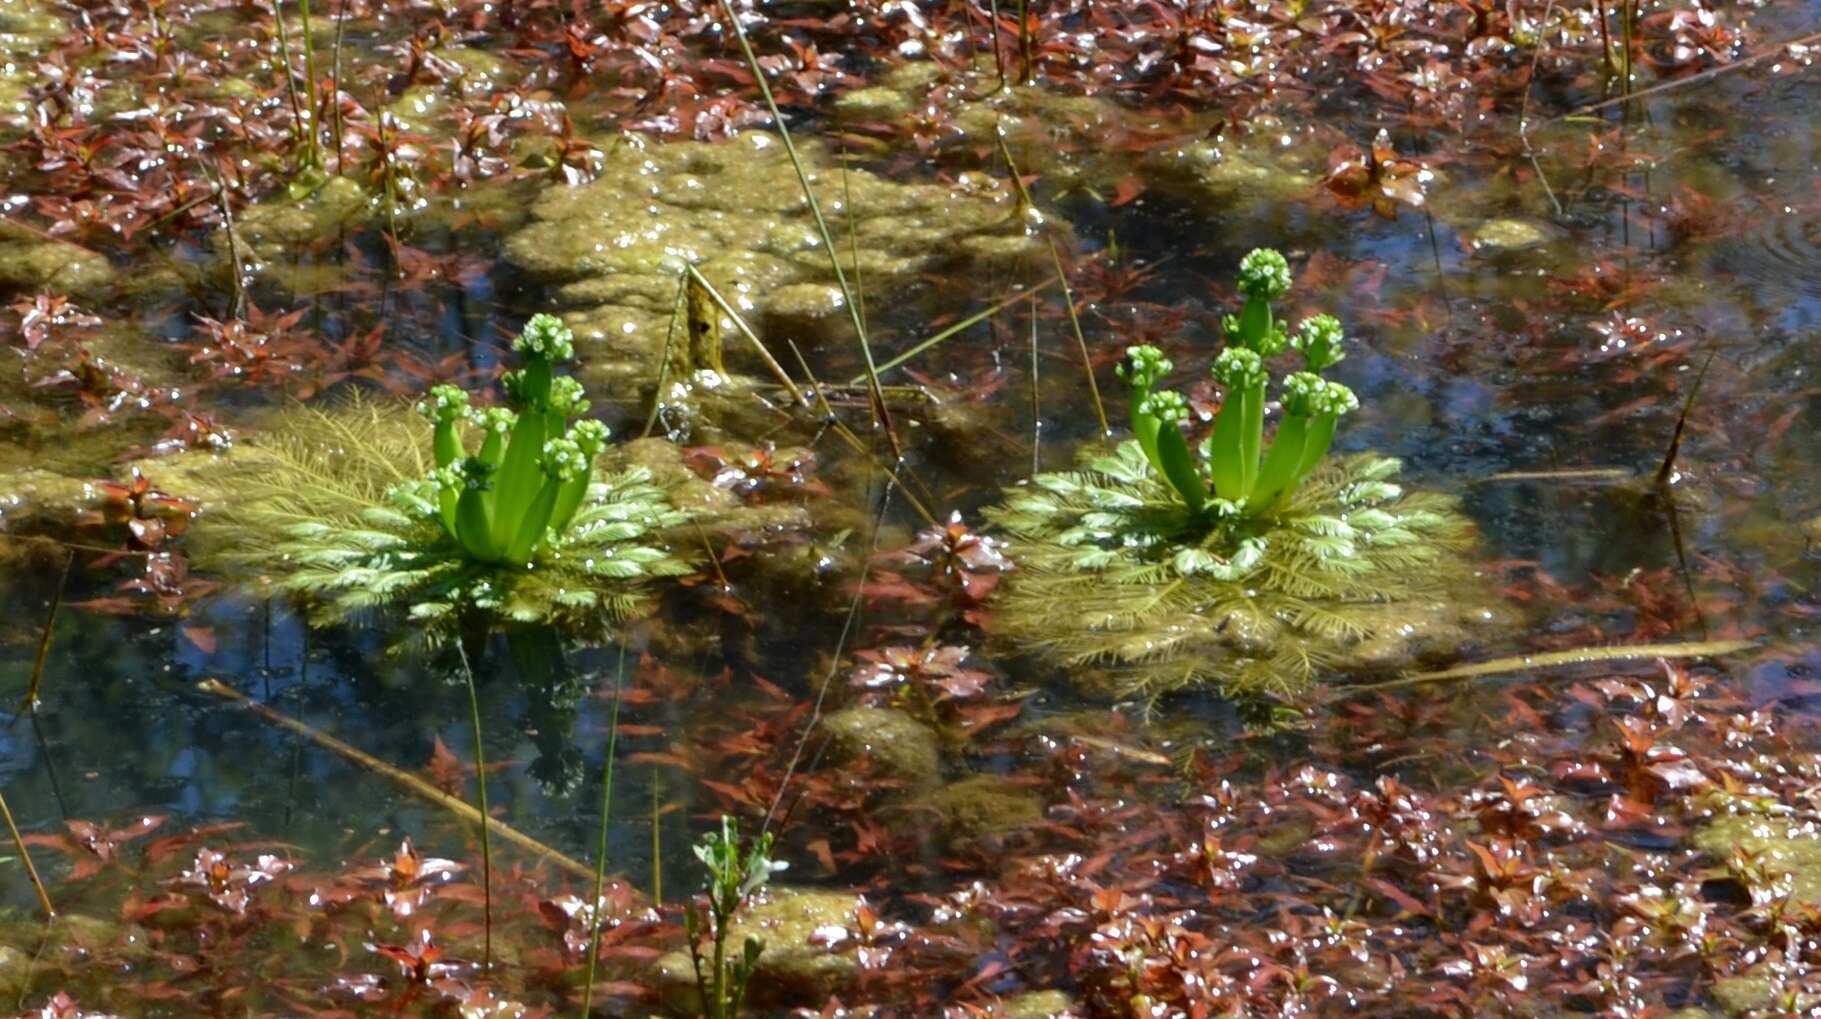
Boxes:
[986,249,1479,701]
[205,315,693,645]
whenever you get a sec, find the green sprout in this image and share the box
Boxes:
[686,816,784,1019]
[421,313,607,566]
[1122,248,1358,519]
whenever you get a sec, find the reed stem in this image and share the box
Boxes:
[454,640,494,969]
[0,786,54,920]
[580,643,628,1018]
[18,549,72,714]
[713,0,900,457]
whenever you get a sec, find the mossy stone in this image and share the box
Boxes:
[220,175,369,262]
[0,241,115,294]
[1471,218,1551,251]
[1692,815,1821,905]
[652,887,862,1010]
[0,468,97,530]
[505,129,1021,387]
[918,775,1043,841]
[1710,967,1777,1016]
[1000,990,1079,1018]
[835,85,914,120]
[822,706,940,787]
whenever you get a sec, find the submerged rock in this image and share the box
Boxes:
[652,886,863,1010]
[1692,814,1821,905]
[822,706,941,787]
[0,240,115,294]
[1000,990,1081,1018]
[1469,217,1552,252]
[215,175,370,264]
[835,85,915,121]
[916,774,1044,841]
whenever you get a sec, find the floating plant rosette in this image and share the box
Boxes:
[201,314,694,646]
[984,250,1483,701]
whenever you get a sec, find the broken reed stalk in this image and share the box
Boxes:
[1557,28,1821,122]
[453,641,494,969]
[787,339,941,528]
[195,678,593,880]
[641,274,690,439]
[1655,347,1717,486]
[580,643,628,1019]
[19,549,72,714]
[1047,238,1109,434]
[204,162,248,319]
[1349,639,1756,691]
[986,0,1007,91]
[0,786,54,919]
[714,0,900,458]
[331,0,348,175]
[682,264,806,406]
[850,278,1059,383]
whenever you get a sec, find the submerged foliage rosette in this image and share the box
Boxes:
[985,249,1478,700]
[204,315,692,643]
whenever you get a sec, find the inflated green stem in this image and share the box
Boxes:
[549,420,608,535]
[453,458,501,562]
[429,465,460,534]
[473,407,516,467]
[1209,348,1265,501]
[1253,372,1358,505]
[504,438,586,564]
[1116,345,1173,477]
[418,385,469,469]
[1139,391,1206,513]
[492,411,548,550]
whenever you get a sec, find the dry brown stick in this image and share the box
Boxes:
[0,785,54,919]
[196,679,592,881]
[19,549,73,714]
[1556,28,1821,121]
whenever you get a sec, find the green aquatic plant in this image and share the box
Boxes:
[202,317,693,642]
[685,816,781,1019]
[986,249,1480,700]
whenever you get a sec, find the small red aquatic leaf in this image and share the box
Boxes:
[179,625,217,654]
[427,736,465,796]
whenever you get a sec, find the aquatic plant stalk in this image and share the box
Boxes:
[195,679,593,878]
[682,265,805,405]
[454,641,494,969]
[1354,639,1757,690]
[714,0,899,457]
[18,549,71,713]
[0,785,54,919]
[1049,238,1110,435]
[854,278,1058,382]
[580,643,628,1019]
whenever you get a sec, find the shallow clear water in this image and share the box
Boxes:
[1,0,1819,1010]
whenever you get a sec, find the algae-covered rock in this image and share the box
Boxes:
[822,706,941,787]
[0,240,115,294]
[1143,140,1316,205]
[1710,967,1777,1016]
[836,85,915,121]
[0,467,98,530]
[215,175,370,263]
[1000,990,1080,1018]
[652,886,863,1010]
[1692,815,1821,905]
[505,130,1021,388]
[1803,514,1820,552]
[1470,217,1551,252]
[917,775,1043,841]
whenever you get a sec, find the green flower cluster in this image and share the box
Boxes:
[416,314,611,566]
[1120,248,1357,519]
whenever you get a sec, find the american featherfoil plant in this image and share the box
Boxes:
[202,315,693,643]
[985,249,1479,701]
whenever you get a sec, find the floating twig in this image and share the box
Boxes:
[196,678,592,879]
